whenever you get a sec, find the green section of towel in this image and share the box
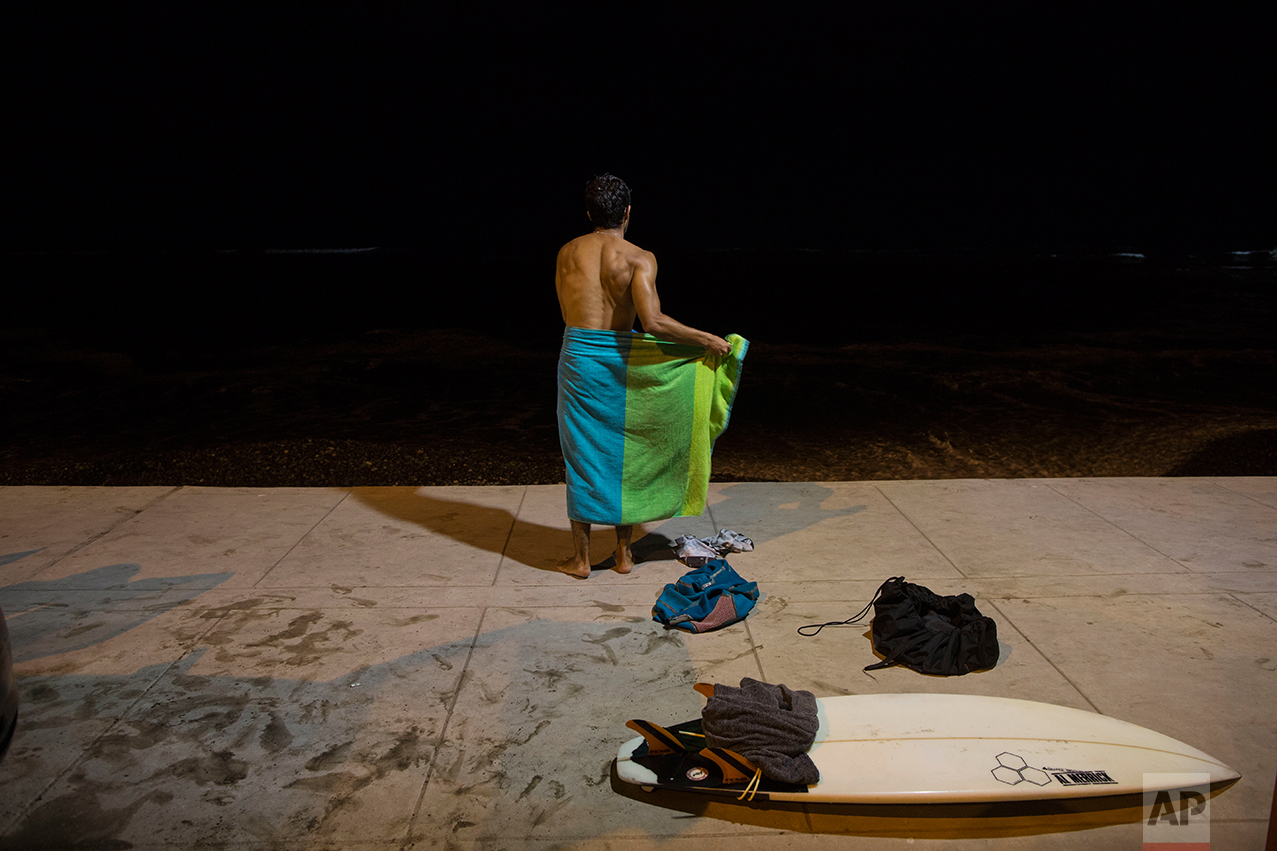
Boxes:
[621,334,748,524]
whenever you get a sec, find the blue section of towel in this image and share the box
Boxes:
[557,328,631,524]
[652,560,759,633]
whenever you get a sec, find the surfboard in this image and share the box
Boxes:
[615,689,1240,803]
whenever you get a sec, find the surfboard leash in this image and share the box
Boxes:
[737,767,763,801]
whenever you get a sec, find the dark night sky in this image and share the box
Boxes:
[2,5,1272,256]
[2,6,1276,486]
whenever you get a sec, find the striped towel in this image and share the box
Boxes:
[557,326,748,526]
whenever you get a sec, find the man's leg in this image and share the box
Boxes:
[555,520,591,579]
[613,525,634,574]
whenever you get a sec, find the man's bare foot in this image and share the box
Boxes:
[554,555,591,580]
[611,544,635,575]
[553,520,592,579]
[611,525,635,574]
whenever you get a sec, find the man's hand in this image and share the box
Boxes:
[705,335,732,356]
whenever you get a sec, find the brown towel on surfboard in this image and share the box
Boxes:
[701,677,820,785]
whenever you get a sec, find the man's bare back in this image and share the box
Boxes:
[552,191,730,580]
[555,231,648,333]
[555,207,731,354]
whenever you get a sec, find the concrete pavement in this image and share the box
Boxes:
[1,478,1274,849]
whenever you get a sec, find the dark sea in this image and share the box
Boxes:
[2,247,1275,486]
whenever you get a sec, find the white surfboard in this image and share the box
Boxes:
[616,692,1240,803]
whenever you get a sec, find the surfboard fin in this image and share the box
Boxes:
[698,747,757,784]
[699,747,765,800]
[625,719,689,755]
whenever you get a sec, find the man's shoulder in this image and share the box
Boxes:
[558,234,653,260]
[628,243,656,269]
[609,237,652,261]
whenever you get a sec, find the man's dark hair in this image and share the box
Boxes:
[584,174,631,229]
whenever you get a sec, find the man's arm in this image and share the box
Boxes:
[631,252,732,355]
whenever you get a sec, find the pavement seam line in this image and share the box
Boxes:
[2,501,247,838]
[743,618,767,683]
[1229,592,1277,625]
[492,486,528,585]
[1,629,213,835]
[30,484,181,577]
[873,483,966,577]
[983,597,1102,713]
[1209,478,1277,512]
[251,489,351,589]
[404,604,489,842]
[1044,482,1196,571]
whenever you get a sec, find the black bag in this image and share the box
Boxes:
[867,576,998,675]
[797,576,999,676]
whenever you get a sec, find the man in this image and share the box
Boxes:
[554,174,734,579]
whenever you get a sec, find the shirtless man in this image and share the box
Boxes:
[554,173,731,579]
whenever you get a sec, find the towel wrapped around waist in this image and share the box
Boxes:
[557,327,748,526]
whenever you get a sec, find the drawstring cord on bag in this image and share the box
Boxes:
[795,576,901,637]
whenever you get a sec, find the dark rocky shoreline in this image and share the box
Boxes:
[3,322,1275,487]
